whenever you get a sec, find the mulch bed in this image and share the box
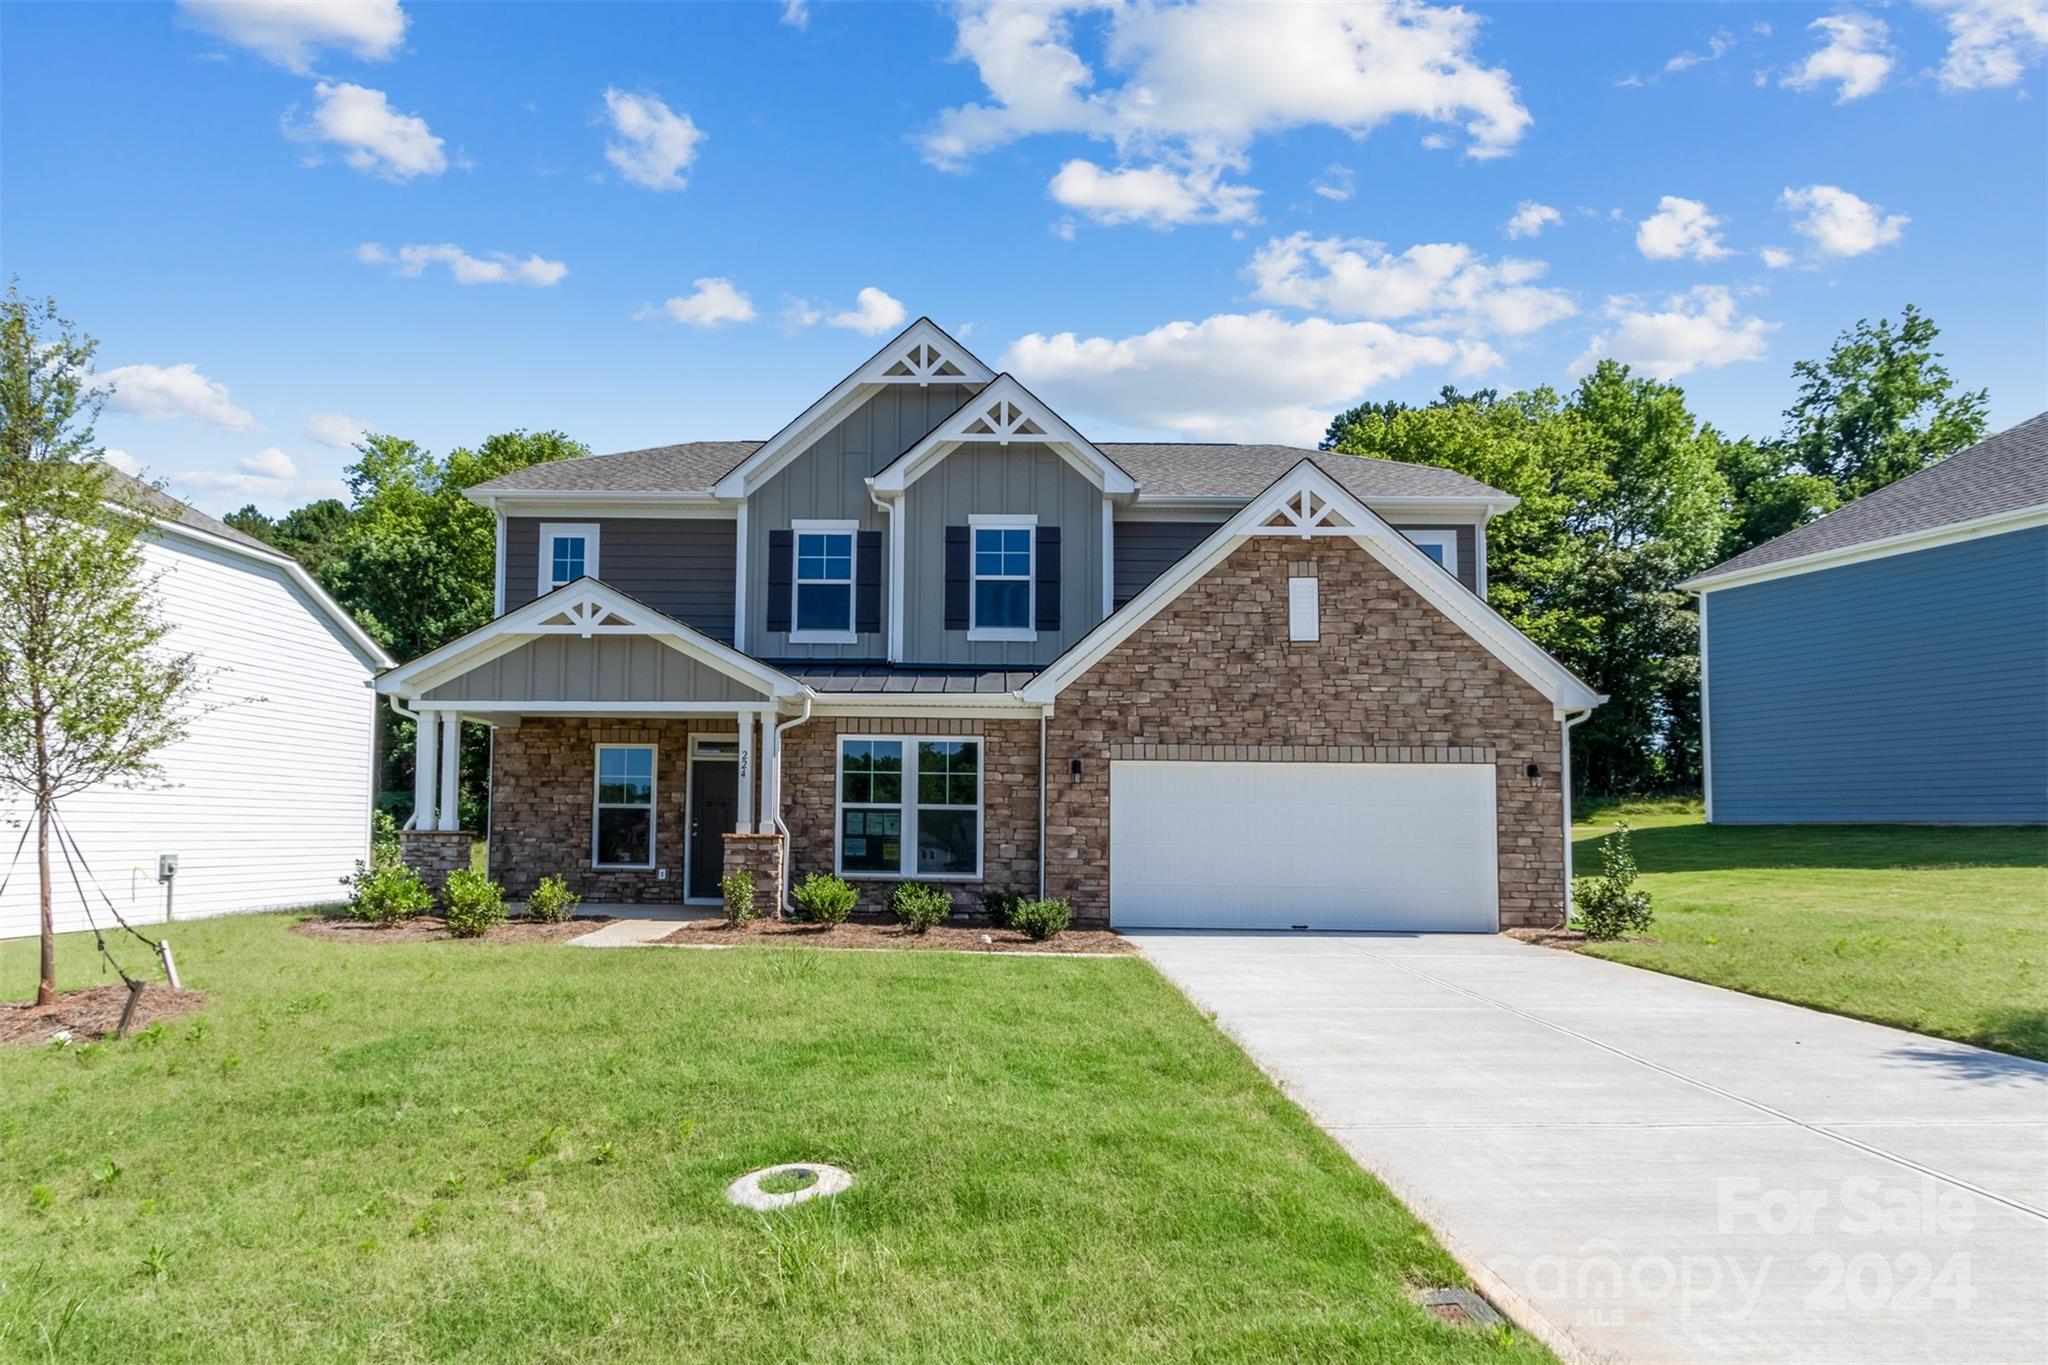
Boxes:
[291,913,616,945]
[1506,926,1660,951]
[659,917,1134,955]
[1,983,208,1047]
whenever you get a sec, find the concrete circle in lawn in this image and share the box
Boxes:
[726,1162,854,1211]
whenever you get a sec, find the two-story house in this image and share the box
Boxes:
[375,319,1603,931]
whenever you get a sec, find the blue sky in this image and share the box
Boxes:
[3,0,2043,515]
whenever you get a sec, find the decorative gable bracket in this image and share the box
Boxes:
[870,373,1137,496]
[531,590,642,638]
[1257,478,1359,539]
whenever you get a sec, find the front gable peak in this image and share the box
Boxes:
[869,373,1138,496]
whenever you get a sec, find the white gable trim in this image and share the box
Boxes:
[710,318,996,498]
[1680,503,2048,594]
[375,578,805,701]
[869,374,1138,496]
[1019,460,1604,710]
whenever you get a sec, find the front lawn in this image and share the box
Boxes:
[0,915,1543,1363]
[1572,808,2048,1060]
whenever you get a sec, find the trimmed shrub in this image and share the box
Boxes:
[370,810,402,866]
[1573,821,1654,940]
[341,859,433,926]
[980,890,1024,929]
[721,870,758,926]
[792,873,856,925]
[891,882,952,935]
[1010,896,1072,942]
[443,868,508,938]
[524,875,579,924]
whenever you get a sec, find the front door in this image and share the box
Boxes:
[687,758,739,901]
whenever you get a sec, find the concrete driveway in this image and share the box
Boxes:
[1133,931,2048,1365]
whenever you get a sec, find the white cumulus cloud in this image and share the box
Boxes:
[649,277,757,327]
[1572,286,1777,380]
[1780,184,1907,258]
[1759,246,1797,270]
[99,448,143,476]
[1002,311,1496,445]
[1504,200,1562,239]
[1665,28,1736,72]
[1921,0,2048,89]
[827,287,908,336]
[356,242,567,286]
[780,0,809,30]
[1311,164,1355,202]
[1782,12,1894,102]
[1246,234,1575,339]
[101,362,258,430]
[306,411,369,448]
[921,0,1529,228]
[239,447,299,479]
[287,81,447,180]
[178,0,407,73]
[601,88,704,191]
[1047,158,1258,228]
[1636,195,1732,262]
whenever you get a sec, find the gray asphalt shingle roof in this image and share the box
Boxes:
[467,438,1506,502]
[105,467,280,556]
[1694,412,2048,583]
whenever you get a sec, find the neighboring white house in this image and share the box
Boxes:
[0,474,392,939]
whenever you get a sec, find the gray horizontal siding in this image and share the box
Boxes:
[1114,521,1219,606]
[506,517,736,641]
[423,635,765,704]
[1706,526,2048,824]
[746,383,976,659]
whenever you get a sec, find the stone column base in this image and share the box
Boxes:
[721,832,787,918]
[399,829,474,897]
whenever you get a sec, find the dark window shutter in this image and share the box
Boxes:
[944,526,970,630]
[1035,526,1062,632]
[766,529,793,634]
[855,530,883,635]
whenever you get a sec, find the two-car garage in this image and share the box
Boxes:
[1106,761,1501,932]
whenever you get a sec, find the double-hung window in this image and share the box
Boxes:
[836,736,981,879]
[593,744,655,868]
[969,514,1034,641]
[792,519,857,643]
[539,523,599,594]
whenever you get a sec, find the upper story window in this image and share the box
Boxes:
[968,514,1035,642]
[793,519,857,644]
[540,523,600,595]
[1402,529,1458,577]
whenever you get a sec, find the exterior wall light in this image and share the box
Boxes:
[1526,762,1544,787]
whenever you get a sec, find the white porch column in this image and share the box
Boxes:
[738,713,756,832]
[437,713,461,831]
[760,719,782,834]
[413,710,439,831]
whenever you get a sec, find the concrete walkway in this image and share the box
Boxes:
[1132,931,2048,1365]
[567,907,718,947]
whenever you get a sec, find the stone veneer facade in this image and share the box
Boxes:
[398,829,473,897]
[720,831,786,917]
[777,715,1041,916]
[1042,535,1568,929]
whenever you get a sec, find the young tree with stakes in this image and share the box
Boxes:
[0,287,200,1005]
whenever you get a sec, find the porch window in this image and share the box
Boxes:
[593,744,655,868]
[969,515,1034,640]
[540,522,600,595]
[836,736,981,879]
[792,519,856,643]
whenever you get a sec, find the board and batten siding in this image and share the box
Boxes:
[1705,526,2048,824]
[746,383,977,659]
[422,635,766,704]
[0,535,380,939]
[901,442,1107,667]
[505,517,736,641]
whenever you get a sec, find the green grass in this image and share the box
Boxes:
[0,915,1543,1364]
[1572,806,2048,1060]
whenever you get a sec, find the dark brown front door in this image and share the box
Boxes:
[687,759,738,901]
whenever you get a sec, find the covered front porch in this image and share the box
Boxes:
[372,581,812,912]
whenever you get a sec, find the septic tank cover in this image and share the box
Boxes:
[725,1162,854,1211]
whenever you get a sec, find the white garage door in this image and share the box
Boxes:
[1109,761,1499,932]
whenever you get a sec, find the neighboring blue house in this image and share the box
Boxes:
[1684,413,2048,825]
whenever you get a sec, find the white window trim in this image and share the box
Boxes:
[1288,576,1320,642]
[592,742,657,870]
[539,522,600,596]
[789,518,859,645]
[1403,529,1459,577]
[833,734,984,881]
[966,513,1037,643]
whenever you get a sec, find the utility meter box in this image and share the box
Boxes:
[157,853,179,883]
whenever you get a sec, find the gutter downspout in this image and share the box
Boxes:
[1037,704,1049,898]
[387,694,425,831]
[865,478,899,661]
[770,694,814,914]
[1559,707,1594,926]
